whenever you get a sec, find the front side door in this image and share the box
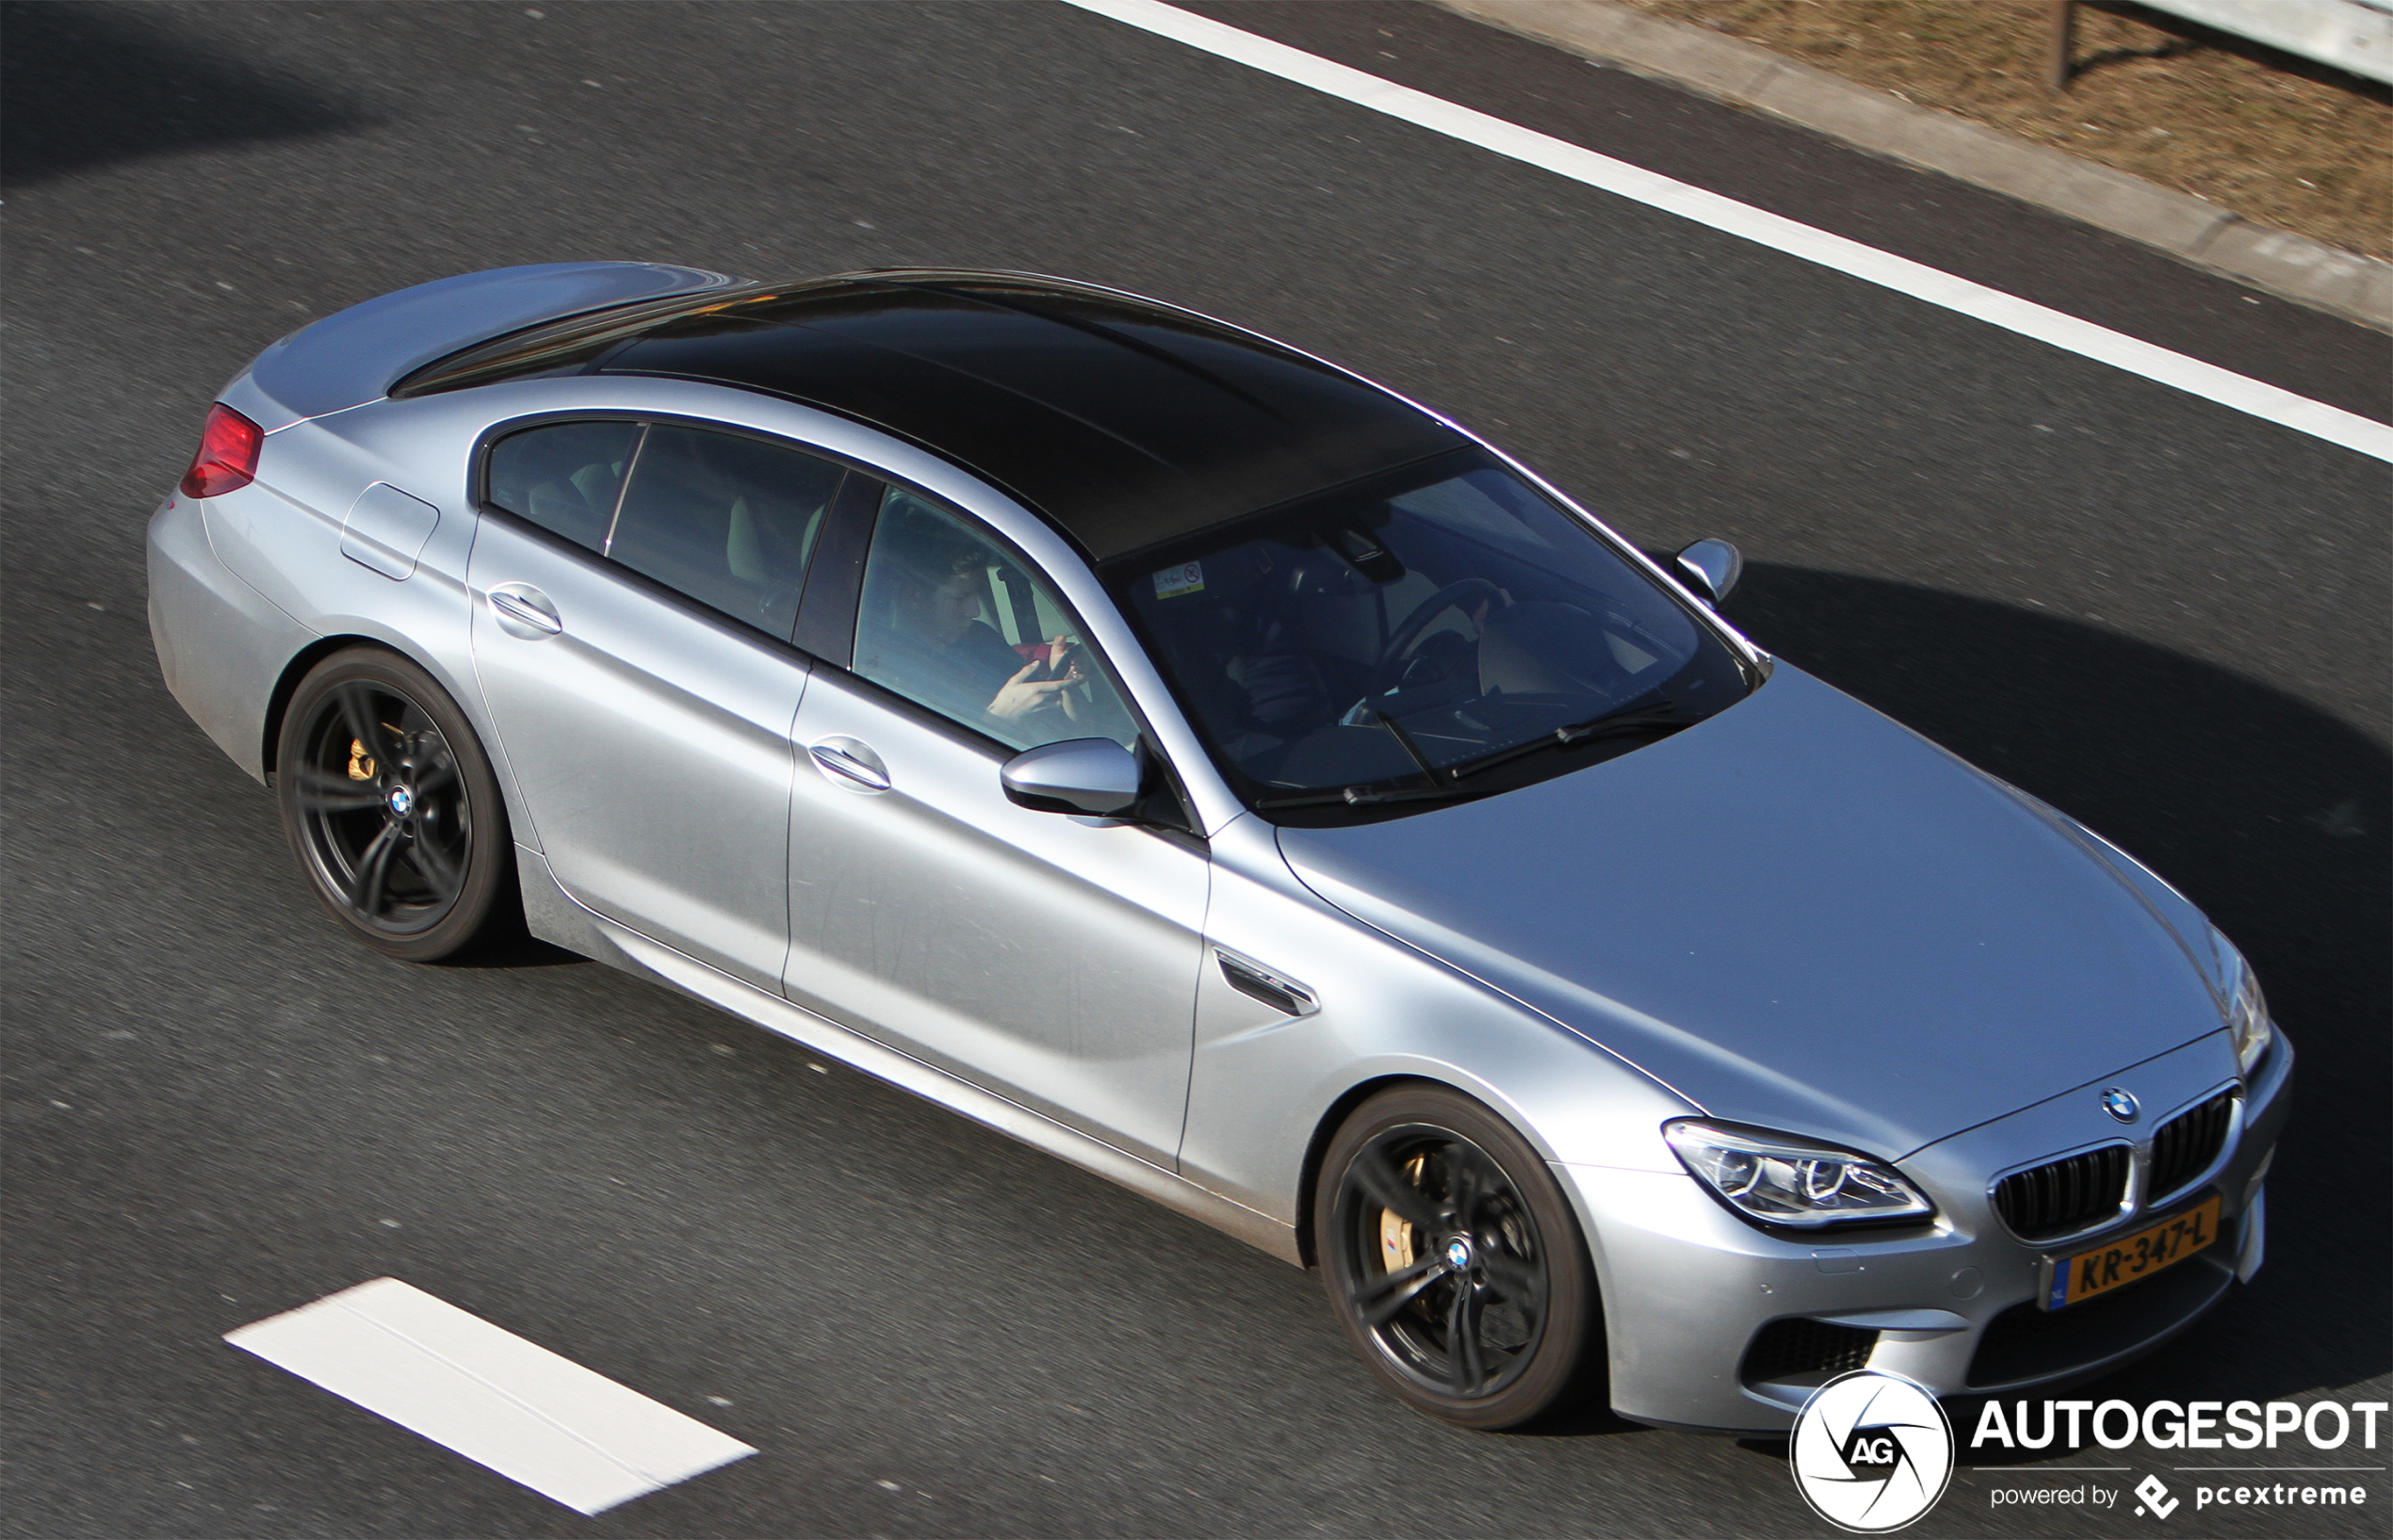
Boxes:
[467,418,841,990]
[783,486,1209,1166]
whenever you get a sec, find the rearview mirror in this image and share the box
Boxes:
[1673,538,1744,607]
[1000,738,1142,817]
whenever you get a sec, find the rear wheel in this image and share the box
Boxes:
[1314,1084,1598,1429]
[275,647,514,961]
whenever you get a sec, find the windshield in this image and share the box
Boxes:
[1108,449,1754,818]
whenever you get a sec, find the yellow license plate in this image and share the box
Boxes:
[2045,1194,2221,1309]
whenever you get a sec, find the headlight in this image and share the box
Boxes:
[2213,927,2274,1075]
[1663,1120,1934,1229]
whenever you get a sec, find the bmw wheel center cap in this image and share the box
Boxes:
[2100,1087,2139,1123]
[387,785,415,819]
[1444,1237,1473,1271]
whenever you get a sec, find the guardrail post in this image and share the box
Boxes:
[2046,0,2076,91]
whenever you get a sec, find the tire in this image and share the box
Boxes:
[274,646,516,962]
[1314,1084,1599,1429]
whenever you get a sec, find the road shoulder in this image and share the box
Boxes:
[1437,0,2392,333]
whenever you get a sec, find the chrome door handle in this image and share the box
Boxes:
[808,739,890,792]
[488,587,562,636]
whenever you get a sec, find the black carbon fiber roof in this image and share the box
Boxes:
[590,270,1464,561]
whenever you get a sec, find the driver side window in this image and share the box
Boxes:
[852,489,1138,754]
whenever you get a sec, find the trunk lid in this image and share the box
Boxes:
[228,262,739,430]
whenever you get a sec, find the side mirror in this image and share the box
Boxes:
[1001,738,1142,817]
[1673,538,1744,607]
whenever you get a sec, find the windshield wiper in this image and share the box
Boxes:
[1257,703,1695,811]
[1444,701,1696,783]
[1254,780,1482,810]
[1372,707,1440,778]
[1254,708,1481,811]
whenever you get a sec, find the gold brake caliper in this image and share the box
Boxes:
[347,739,376,781]
[1378,1154,1427,1276]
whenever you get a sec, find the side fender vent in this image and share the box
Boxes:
[1214,949,1318,1017]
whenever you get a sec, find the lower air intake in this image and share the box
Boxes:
[1741,1318,1879,1385]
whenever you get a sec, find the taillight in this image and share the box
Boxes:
[180,404,264,498]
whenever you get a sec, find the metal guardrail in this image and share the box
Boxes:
[2054,0,2393,87]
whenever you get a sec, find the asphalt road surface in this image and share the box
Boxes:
[5,4,2386,1536]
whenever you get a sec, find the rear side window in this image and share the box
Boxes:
[485,421,640,551]
[606,425,840,639]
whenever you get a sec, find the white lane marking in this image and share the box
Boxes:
[1062,0,2393,465]
[224,1278,754,1516]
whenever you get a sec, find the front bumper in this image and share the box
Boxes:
[1559,1027,2293,1433]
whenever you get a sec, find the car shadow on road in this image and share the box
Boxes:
[1733,566,2388,1402]
[445,932,588,970]
[0,0,362,187]
[1528,563,2386,1441]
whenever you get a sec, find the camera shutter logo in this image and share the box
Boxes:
[1790,1370,1955,1532]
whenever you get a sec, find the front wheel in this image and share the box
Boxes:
[1314,1084,1599,1429]
[275,647,515,962]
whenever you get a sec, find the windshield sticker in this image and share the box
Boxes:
[1152,560,1204,599]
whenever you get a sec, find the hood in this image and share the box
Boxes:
[1276,667,2222,1158]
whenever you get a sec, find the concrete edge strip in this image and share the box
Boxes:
[1434,0,2393,334]
[1060,0,2393,464]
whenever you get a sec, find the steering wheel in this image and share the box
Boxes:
[1361,578,1501,702]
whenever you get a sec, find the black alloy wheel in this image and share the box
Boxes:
[276,648,514,962]
[1316,1085,1598,1429]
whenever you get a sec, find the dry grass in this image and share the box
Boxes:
[1622,0,2391,258]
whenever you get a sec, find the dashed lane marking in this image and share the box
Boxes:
[224,1278,753,1515]
[1064,0,2393,465]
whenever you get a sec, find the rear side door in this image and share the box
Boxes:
[466,417,855,990]
[782,484,1210,1167]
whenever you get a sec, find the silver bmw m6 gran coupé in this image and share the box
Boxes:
[149,262,2289,1432]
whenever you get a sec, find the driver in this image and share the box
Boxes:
[875,514,1085,730]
